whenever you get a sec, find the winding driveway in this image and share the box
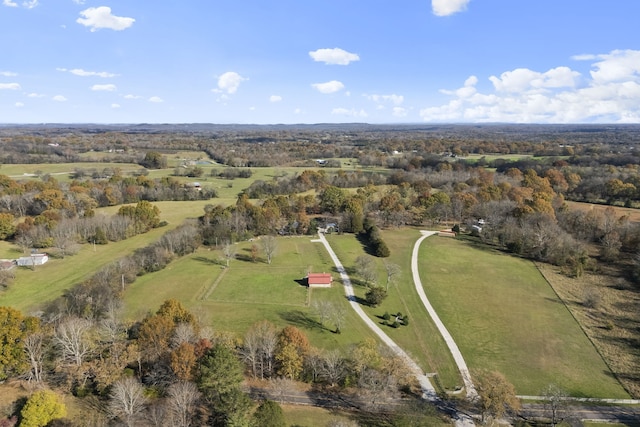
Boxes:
[315,231,477,426]
[315,231,438,401]
[412,231,477,399]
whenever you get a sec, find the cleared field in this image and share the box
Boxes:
[565,200,640,223]
[0,200,211,313]
[325,231,463,392]
[123,235,382,351]
[418,236,629,398]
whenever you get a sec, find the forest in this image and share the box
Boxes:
[0,123,639,426]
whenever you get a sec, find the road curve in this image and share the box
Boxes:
[314,232,438,401]
[412,231,477,399]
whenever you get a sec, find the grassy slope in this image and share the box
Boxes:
[419,236,629,398]
[124,235,382,352]
[325,231,463,392]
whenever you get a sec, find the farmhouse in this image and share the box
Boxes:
[16,253,49,266]
[307,272,332,288]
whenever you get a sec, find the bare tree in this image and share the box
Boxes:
[542,383,569,427]
[23,333,46,383]
[321,350,346,387]
[172,322,197,348]
[222,241,236,267]
[167,381,201,427]
[312,300,333,330]
[328,303,347,334]
[54,317,93,366]
[108,377,148,427]
[242,320,278,379]
[261,235,277,265]
[355,255,377,286]
[384,262,401,291]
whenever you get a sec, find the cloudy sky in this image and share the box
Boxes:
[1,0,639,124]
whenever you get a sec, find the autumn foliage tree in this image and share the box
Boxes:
[20,390,67,427]
[0,307,39,381]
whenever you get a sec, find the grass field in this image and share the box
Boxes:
[325,231,463,392]
[123,235,383,352]
[0,200,212,313]
[417,235,630,398]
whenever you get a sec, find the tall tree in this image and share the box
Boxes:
[167,381,201,427]
[0,306,39,380]
[474,370,520,424]
[108,377,148,427]
[261,235,277,265]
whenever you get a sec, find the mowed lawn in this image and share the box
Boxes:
[123,235,382,351]
[325,231,463,393]
[418,236,629,398]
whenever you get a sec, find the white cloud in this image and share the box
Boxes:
[331,107,368,118]
[309,48,360,65]
[419,49,640,123]
[489,67,580,93]
[52,95,67,102]
[15,102,24,107]
[77,6,135,32]
[1,71,17,77]
[312,80,345,94]
[589,49,640,83]
[124,94,142,99]
[216,71,246,94]
[111,103,120,108]
[91,84,117,91]
[149,96,163,103]
[365,93,404,106]
[0,83,20,90]
[432,0,470,16]
[2,0,36,7]
[27,92,44,98]
[58,68,117,78]
[269,95,282,102]
[73,0,85,4]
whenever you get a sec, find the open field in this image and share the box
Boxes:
[565,200,640,223]
[123,235,383,351]
[418,235,629,398]
[325,231,463,392]
[0,200,212,313]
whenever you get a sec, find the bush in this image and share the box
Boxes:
[383,312,391,321]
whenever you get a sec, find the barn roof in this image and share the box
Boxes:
[307,272,332,285]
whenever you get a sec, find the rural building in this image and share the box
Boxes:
[16,253,49,266]
[307,272,332,288]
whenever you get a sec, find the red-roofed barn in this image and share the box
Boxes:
[307,272,332,288]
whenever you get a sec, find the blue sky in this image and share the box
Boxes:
[1,0,639,124]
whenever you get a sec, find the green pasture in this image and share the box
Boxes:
[0,162,145,182]
[123,235,382,351]
[418,236,629,398]
[0,200,211,313]
[325,231,463,393]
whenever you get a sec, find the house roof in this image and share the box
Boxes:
[307,273,332,284]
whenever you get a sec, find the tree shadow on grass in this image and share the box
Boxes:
[347,295,370,307]
[279,310,323,331]
[193,256,225,266]
[356,232,376,256]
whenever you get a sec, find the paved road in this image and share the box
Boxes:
[411,231,477,399]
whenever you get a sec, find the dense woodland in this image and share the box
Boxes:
[0,124,639,426]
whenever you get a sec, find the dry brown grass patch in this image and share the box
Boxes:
[536,262,640,398]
